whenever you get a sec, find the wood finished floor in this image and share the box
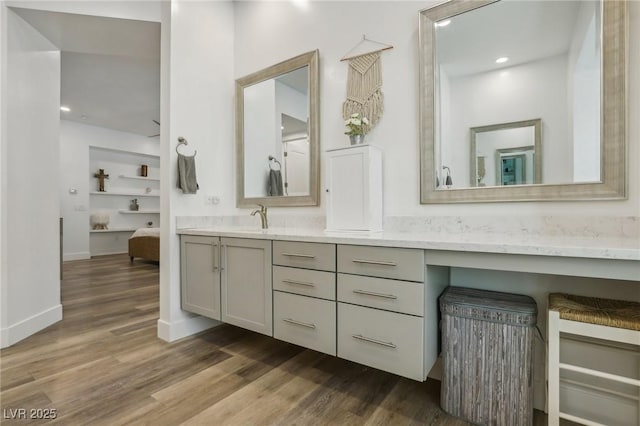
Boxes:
[1,255,548,425]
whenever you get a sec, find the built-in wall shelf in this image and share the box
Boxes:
[118,174,160,182]
[118,209,160,214]
[90,228,137,233]
[89,145,160,159]
[89,145,160,257]
[90,191,159,197]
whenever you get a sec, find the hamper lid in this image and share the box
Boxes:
[440,287,537,323]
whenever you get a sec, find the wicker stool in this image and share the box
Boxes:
[547,293,640,426]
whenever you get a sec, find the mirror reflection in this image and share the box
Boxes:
[236,49,319,208]
[244,66,309,198]
[281,113,310,196]
[470,119,541,187]
[434,0,600,190]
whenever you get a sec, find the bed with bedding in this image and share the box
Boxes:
[128,227,160,262]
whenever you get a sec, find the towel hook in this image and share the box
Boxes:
[268,155,281,170]
[176,136,197,156]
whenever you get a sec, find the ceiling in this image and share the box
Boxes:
[436,1,584,77]
[11,7,161,137]
[276,67,308,94]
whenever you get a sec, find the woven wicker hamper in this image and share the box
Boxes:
[439,287,537,426]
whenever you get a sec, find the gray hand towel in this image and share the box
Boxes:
[177,153,199,194]
[268,169,283,196]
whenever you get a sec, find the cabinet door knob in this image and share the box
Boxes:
[325,189,329,192]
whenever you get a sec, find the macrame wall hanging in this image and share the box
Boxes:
[341,35,394,132]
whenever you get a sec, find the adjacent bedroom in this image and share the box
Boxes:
[46,10,162,266]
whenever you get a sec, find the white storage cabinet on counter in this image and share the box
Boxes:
[325,145,382,232]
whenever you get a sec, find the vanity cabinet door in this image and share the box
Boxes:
[221,238,272,336]
[180,235,221,320]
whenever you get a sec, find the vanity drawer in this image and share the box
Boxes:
[337,273,423,316]
[337,302,424,381]
[273,266,335,300]
[274,291,336,356]
[337,245,424,282]
[273,241,336,271]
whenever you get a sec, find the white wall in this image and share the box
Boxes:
[244,79,276,197]
[1,8,61,348]
[570,1,600,183]
[0,0,9,351]
[59,120,160,260]
[158,0,235,342]
[233,0,639,219]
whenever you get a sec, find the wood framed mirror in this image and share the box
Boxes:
[418,0,626,203]
[470,118,542,187]
[236,50,320,207]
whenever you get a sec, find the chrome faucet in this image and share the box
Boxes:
[251,204,268,229]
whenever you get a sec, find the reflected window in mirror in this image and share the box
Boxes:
[236,50,319,207]
[419,0,626,203]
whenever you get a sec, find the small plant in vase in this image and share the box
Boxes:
[344,113,370,145]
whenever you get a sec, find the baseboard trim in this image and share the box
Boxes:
[63,252,91,261]
[90,250,128,257]
[0,304,62,348]
[157,316,221,342]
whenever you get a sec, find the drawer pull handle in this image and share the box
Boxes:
[352,259,397,267]
[353,289,397,299]
[352,334,397,349]
[282,252,316,259]
[282,279,315,288]
[283,318,316,329]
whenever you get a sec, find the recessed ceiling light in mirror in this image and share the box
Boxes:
[495,56,509,64]
[60,106,71,112]
[435,19,451,27]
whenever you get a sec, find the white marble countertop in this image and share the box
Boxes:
[177,226,640,261]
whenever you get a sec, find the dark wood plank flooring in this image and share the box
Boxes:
[0,254,548,425]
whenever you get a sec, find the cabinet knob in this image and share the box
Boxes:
[325,189,329,193]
